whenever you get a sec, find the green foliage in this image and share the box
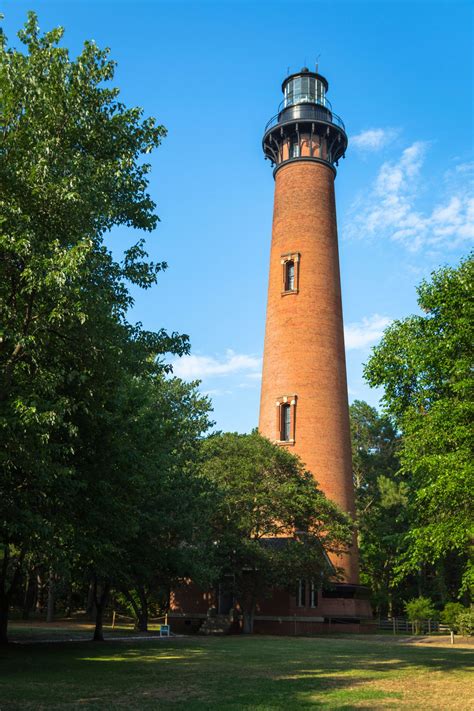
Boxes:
[111,376,215,629]
[364,256,474,596]
[350,401,406,616]
[351,400,400,493]
[456,607,474,636]
[440,602,465,631]
[199,431,352,631]
[0,13,192,641]
[405,597,437,633]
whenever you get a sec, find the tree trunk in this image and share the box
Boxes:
[387,590,393,619]
[242,606,255,634]
[22,568,36,620]
[46,569,55,623]
[137,586,149,633]
[93,605,104,641]
[0,595,9,645]
[436,559,448,605]
[92,580,110,642]
[417,567,423,597]
[36,572,46,613]
[86,579,96,620]
[65,584,73,618]
[123,588,149,633]
[136,610,148,632]
[0,548,10,644]
[0,545,24,644]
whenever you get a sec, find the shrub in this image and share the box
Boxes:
[440,602,465,631]
[456,608,474,637]
[405,597,437,634]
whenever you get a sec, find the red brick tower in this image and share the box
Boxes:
[259,68,359,585]
[169,69,372,635]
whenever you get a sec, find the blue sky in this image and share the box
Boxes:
[3,0,473,432]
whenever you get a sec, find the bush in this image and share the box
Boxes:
[440,602,465,631]
[456,608,474,637]
[405,597,437,634]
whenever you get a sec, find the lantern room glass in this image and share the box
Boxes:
[284,77,327,108]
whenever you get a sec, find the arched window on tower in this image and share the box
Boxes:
[285,260,295,291]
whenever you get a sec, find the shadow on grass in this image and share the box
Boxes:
[7,625,151,643]
[0,636,472,709]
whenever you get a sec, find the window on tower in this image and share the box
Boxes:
[276,395,297,444]
[285,260,295,291]
[281,253,300,294]
[291,141,300,158]
[281,404,291,441]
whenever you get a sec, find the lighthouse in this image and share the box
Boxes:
[259,68,359,585]
[169,69,373,633]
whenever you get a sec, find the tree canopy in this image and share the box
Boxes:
[198,431,352,632]
[364,256,474,597]
[349,400,408,616]
[0,12,204,642]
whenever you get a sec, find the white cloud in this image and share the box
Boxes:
[347,143,474,251]
[171,349,262,380]
[351,128,398,151]
[237,371,262,390]
[344,314,392,350]
[454,162,474,175]
[203,388,233,397]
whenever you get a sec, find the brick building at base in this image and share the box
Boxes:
[169,578,373,636]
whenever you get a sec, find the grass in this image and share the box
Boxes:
[6,615,174,643]
[6,622,159,642]
[1,632,473,710]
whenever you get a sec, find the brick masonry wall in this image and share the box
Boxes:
[258,159,359,584]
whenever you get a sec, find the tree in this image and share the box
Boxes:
[0,13,187,642]
[115,376,215,633]
[350,401,407,616]
[351,400,400,497]
[364,256,474,598]
[405,597,437,634]
[199,432,352,633]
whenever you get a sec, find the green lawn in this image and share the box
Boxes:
[1,634,472,710]
[4,624,156,642]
